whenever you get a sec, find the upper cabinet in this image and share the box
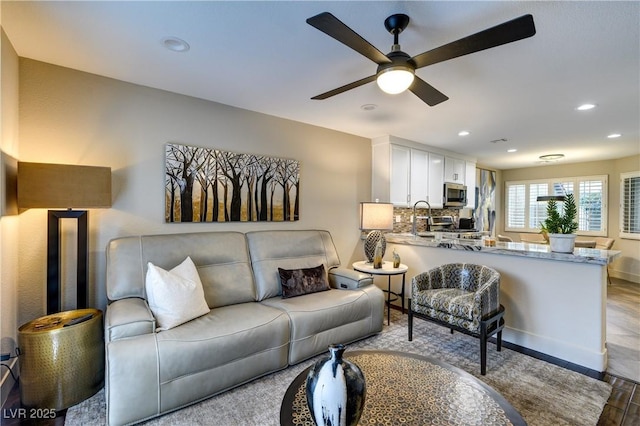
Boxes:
[444,157,466,184]
[372,136,475,209]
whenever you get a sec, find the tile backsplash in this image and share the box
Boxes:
[391,206,467,233]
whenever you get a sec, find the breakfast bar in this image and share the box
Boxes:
[384,233,621,372]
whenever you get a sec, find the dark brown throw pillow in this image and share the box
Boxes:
[278,264,330,299]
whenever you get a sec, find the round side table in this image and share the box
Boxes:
[353,261,408,325]
[18,308,104,410]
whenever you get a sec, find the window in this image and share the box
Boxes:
[620,172,640,239]
[505,175,607,236]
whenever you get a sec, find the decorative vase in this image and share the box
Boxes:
[392,249,401,268]
[305,344,366,426]
[548,233,577,253]
[373,240,383,269]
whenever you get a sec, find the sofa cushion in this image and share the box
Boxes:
[261,285,383,363]
[145,257,210,331]
[154,302,290,384]
[279,264,330,298]
[107,232,256,307]
[247,230,341,301]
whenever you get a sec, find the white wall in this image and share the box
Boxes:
[0,25,20,405]
[17,59,372,325]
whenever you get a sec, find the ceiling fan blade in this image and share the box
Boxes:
[409,77,449,106]
[311,75,377,100]
[412,14,536,69]
[307,12,392,65]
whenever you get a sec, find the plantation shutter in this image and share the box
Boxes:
[579,180,604,232]
[507,184,526,228]
[621,172,640,239]
[528,183,548,228]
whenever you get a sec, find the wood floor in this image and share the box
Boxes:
[2,277,639,425]
[597,277,640,426]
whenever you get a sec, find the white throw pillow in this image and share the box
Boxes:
[145,256,210,331]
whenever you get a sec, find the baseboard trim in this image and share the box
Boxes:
[610,269,640,284]
[0,357,18,408]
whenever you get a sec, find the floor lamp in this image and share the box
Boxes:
[17,162,112,314]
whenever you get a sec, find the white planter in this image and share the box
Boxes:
[548,233,577,253]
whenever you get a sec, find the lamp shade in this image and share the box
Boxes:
[359,202,394,230]
[18,162,112,209]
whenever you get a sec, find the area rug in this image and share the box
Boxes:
[66,310,611,425]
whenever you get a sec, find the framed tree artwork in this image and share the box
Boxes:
[165,143,300,222]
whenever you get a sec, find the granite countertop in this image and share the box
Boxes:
[385,233,621,265]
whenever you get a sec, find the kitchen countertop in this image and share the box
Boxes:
[385,233,620,266]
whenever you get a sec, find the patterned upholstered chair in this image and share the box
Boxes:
[408,263,504,375]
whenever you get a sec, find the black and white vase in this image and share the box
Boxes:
[305,344,366,426]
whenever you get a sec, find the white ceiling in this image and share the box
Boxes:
[3,1,639,170]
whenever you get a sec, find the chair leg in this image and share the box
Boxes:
[450,329,454,334]
[497,330,503,352]
[480,322,487,376]
[408,301,413,341]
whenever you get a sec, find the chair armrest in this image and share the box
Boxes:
[474,276,501,318]
[105,297,156,343]
[328,267,373,289]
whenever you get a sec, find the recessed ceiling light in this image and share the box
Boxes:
[576,103,596,111]
[607,133,622,138]
[507,149,517,153]
[162,36,190,52]
[361,104,377,111]
[458,131,470,136]
[539,154,564,161]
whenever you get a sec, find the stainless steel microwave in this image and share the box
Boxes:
[443,182,467,208]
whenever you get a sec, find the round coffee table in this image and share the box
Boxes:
[280,350,525,426]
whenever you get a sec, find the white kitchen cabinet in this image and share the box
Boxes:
[428,153,444,208]
[372,136,475,210]
[444,157,466,184]
[465,161,477,209]
[389,144,411,205]
[410,149,429,206]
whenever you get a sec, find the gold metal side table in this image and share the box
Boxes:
[18,308,104,410]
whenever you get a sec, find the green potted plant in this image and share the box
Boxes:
[540,193,578,253]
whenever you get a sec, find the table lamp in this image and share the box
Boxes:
[17,162,112,314]
[359,201,394,263]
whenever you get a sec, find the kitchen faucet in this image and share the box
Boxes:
[412,200,432,236]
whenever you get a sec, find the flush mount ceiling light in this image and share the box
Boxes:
[539,154,565,161]
[607,133,622,138]
[161,36,190,52]
[507,148,518,153]
[458,131,470,136]
[576,103,596,111]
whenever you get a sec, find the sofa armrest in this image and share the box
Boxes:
[328,267,373,289]
[105,297,156,343]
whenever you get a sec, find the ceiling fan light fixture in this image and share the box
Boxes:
[376,67,415,94]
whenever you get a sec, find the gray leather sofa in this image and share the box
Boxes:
[104,230,384,425]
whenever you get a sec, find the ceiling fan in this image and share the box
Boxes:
[306,12,536,106]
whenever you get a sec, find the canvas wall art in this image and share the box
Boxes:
[165,143,300,222]
[476,168,497,235]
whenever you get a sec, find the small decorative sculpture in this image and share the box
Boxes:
[392,248,401,268]
[306,344,366,426]
[373,240,383,269]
